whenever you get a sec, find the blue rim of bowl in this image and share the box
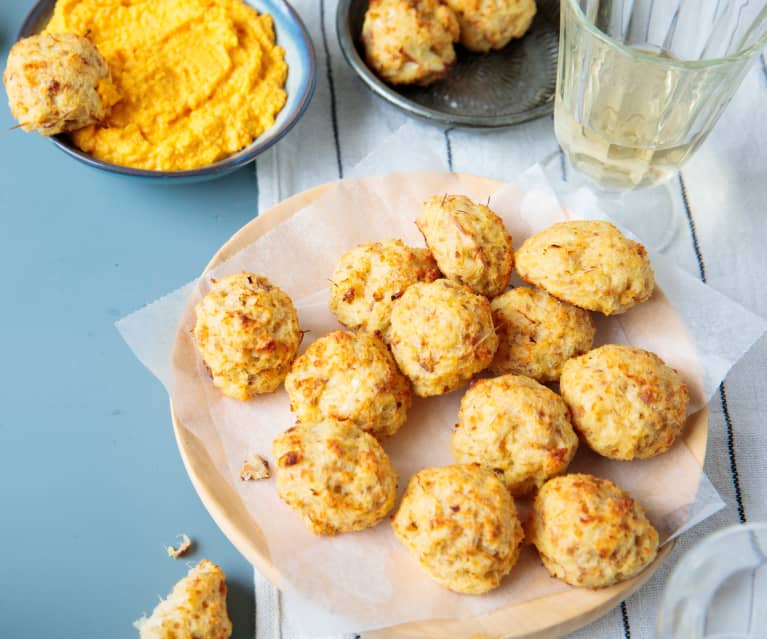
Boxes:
[335,0,556,128]
[17,0,317,179]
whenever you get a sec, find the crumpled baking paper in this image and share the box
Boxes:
[117,124,766,636]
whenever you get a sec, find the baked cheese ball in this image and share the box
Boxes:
[193,272,301,400]
[560,344,689,460]
[417,194,514,298]
[490,286,595,382]
[3,33,116,136]
[452,375,578,495]
[272,419,397,535]
[443,0,537,52]
[392,464,524,594]
[285,330,412,440]
[389,279,498,396]
[515,221,655,315]
[134,560,232,639]
[528,474,659,588]
[328,239,441,341]
[361,0,460,86]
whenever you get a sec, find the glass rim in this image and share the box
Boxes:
[657,522,767,637]
[563,0,767,70]
[666,522,767,578]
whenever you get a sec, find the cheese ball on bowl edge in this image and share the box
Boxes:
[3,33,116,136]
[328,238,441,342]
[361,0,460,86]
[272,419,398,535]
[417,194,514,298]
[559,344,689,460]
[392,464,524,594]
[515,220,655,315]
[193,273,301,400]
[388,279,499,397]
[284,330,412,440]
[443,0,538,53]
[490,286,595,382]
[452,374,578,496]
[528,474,659,588]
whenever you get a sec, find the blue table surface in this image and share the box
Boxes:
[0,3,259,636]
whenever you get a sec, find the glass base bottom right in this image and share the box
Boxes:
[657,523,767,639]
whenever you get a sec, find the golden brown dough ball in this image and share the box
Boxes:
[559,344,689,460]
[490,286,595,382]
[3,33,115,136]
[361,0,460,86]
[135,560,232,639]
[528,474,659,588]
[272,419,398,535]
[417,194,514,298]
[443,0,537,52]
[515,221,655,315]
[193,273,301,400]
[389,279,498,397]
[328,239,441,342]
[392,464,524,594]
[452,374,578,495]
[285,330,412,440]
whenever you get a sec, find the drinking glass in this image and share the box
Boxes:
[657,522,767,639]
[556,0,767,191]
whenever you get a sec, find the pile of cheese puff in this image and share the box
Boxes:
[362,0,538,85]
[193,191,688,596]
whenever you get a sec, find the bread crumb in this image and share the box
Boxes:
[166,533,192,559]
[240,455,271,481]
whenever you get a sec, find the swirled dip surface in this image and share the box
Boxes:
[47,0,287,170]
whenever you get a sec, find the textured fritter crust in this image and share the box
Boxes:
[285,330,412,440]
[559,344,689,460]
[452,375,578,495]
[193,273,301,400]
[528,474,659,588]
[3,33,115,135]
[490,287,595,382]
[328,239,441,342]
[417,194,514,298]
[392,464,524,594]
[272,420,398,535]
[389,279,499,397]
[515,221,655,315]
[443,0,537,52]
[362,0,460,86]
[135,560,232,639]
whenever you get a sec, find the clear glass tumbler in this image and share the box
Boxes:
[556,0,767,191]
[657,522,767,639]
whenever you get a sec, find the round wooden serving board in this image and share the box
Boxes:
[170,175,708,639]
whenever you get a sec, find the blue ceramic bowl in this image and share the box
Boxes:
[17,0,316,181]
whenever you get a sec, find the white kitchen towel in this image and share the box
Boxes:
[253,2,767,637]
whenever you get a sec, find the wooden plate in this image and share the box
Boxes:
[170,175,708,639]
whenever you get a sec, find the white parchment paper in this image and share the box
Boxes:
[117,127,767,636]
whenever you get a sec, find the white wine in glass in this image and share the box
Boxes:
[556,0,767,192]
